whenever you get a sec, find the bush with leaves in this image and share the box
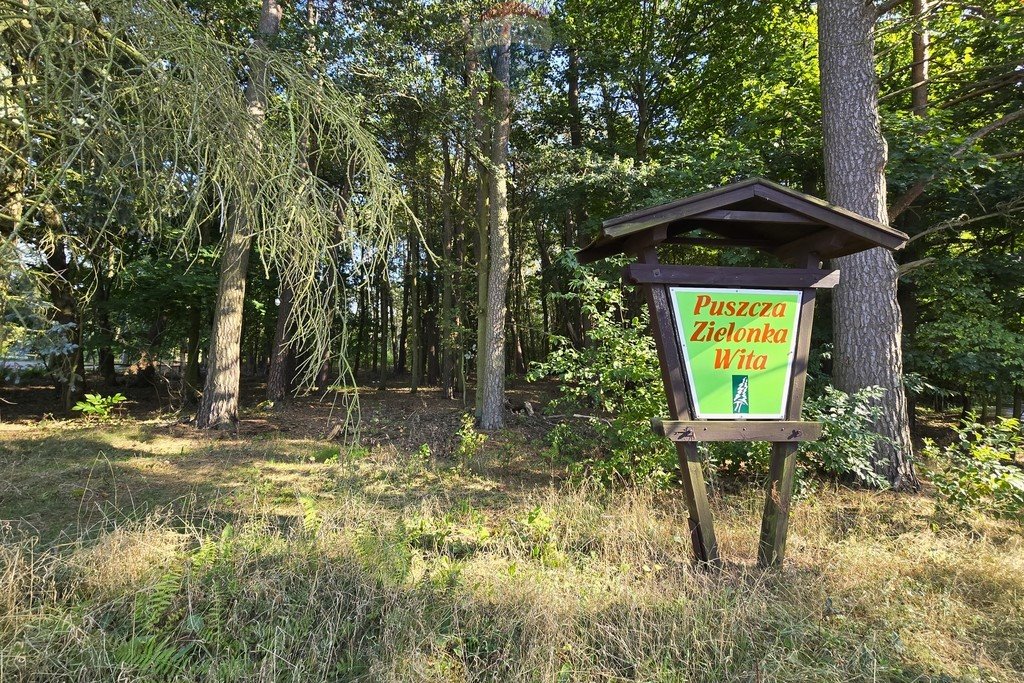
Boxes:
[699,386,893,491]
[926,416,1024,519]
[530,262,674,488]
[800,386,892,488]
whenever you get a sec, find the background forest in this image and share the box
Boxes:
[2,0,1022,440]
[1,1,1024,680]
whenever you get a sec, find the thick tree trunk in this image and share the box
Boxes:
[479,25,512,430]
[818,0,918,490]
[196,0,281,428]
[196,220,251,428]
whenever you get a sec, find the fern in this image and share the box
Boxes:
[134,564,184,632]
[298,494,322,537]
[114,634,192,680]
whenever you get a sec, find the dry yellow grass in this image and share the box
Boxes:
[0,420,1022,681]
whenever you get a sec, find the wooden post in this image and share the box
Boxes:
[637,248,720,566]
[758,442,799,567]
[757,270,818,568]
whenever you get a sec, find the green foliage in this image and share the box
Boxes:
[510,506,565,568]
[531,263,673,489]
[71,392,127,419]
[801,386,892,489]
[927,416,1024,519]
[456,413,487,468]
[534,263,896,491]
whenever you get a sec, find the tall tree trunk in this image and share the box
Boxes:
[353,280,368,379]
[196,0,282,428]
[408,223,422,393]
[182,304,203,405]
[818,0,918,490]
[378,260,390,390]
[911,0,930,117]
[266,283,294,402]
[196,221,251,427]
[95,274,116,387]
[567,49,583,149]
[46,241,85,412]
[440,137,457,398]
[479,23,512,430]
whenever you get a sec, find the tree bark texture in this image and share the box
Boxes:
[440,138,457,398]
[818,0,918,490]
[196,0,281,428]
[479,25,512,430]
[196,220,251,427]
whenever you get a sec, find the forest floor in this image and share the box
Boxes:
[0,379,1022,681]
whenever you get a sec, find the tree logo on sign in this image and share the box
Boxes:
[732,375,750,414]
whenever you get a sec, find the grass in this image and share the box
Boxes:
[1,417,1022,682]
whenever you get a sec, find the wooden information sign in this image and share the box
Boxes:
[577,178,908,568]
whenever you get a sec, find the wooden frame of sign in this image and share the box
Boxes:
[577,178,908,568]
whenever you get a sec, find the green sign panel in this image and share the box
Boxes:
[668,287,803,419]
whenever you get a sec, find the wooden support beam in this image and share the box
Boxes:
[624,264,840,289]
[689,209,817,224]
[757,288,817,568]
[652,419,822,442]
[773,228,851,264]
[758,442,799,567]
[677,442,721,566]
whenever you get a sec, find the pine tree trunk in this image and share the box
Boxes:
[196,219,251,428]
[408,224,421,393]
[818,0,919,490]
[196,0,281,428]
[479,24,512,430]
[378,262,390,390]
[440,138,457,399]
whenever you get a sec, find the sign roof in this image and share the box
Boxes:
[576,177,908,264]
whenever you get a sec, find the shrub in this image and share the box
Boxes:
[72,392,127,419]
[533,262,897,491]
[800,386,892,489]
[926,416,1024,519]
[530,264,674,489]
[455,413,487,468]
